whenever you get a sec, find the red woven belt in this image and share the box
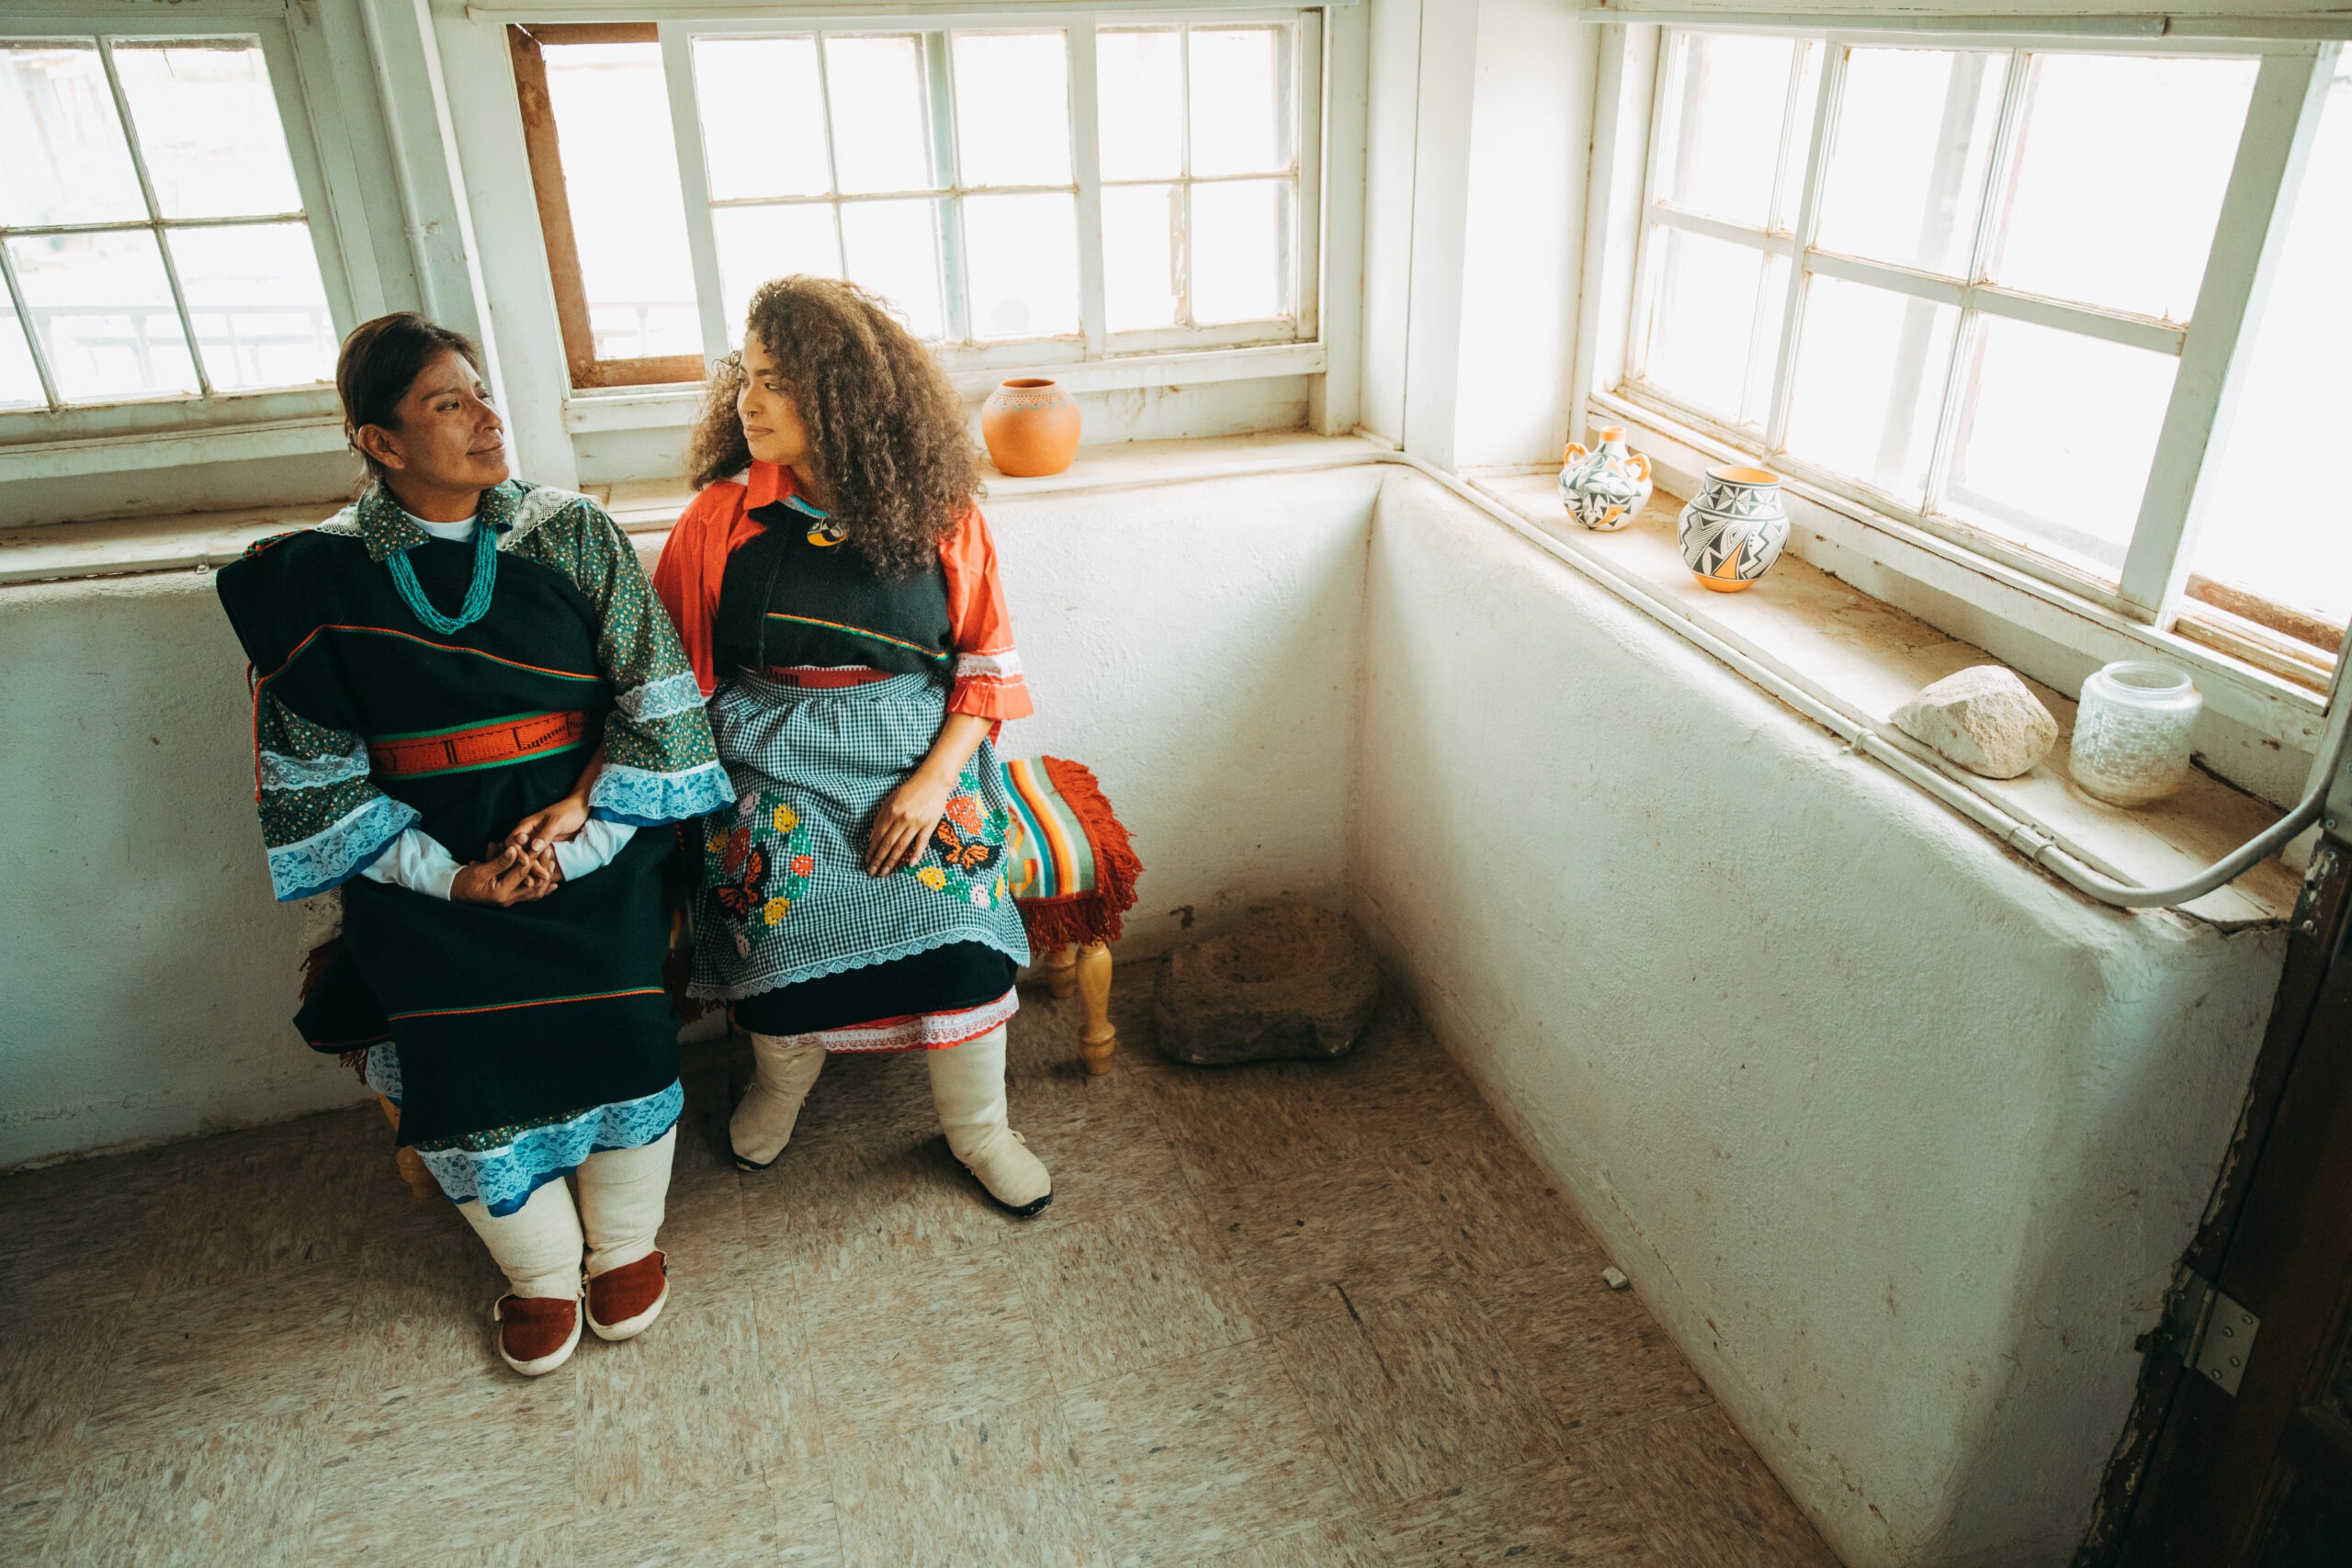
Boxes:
[763,665,896,689]
[368,709,594,780]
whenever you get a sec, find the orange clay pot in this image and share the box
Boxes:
[981,378,1080,477]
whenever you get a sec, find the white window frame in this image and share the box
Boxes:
[0,5,372,460]
[517,4,1332,432]
[1585,19,2344,706]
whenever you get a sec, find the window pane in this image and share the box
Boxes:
[694,37,830,200]
[1773,41,1823,230]
[840,197,944,340]
[963,192,1077,339]
[6,231,198,401]
[543,41,702,361]
[826,35,934,195]
[2187,59,2352,637]
[1189,28,1287,177]
[1644,226,1784,425]
[1815,48,2007,276]
[0,42,145,227]
[1098,29,1182,181]
[1990,54,2256,321]
[1191,178,1289,324]
[110,38,301,220]
[166,221,334,391]
[713,205,840,342]
[0,296,42,408]
[1102,182,1178,331]
[1657,30,1796,228]
[1945,317,2177,577]
[1785,276,1958,505]
[953,32,1069,187]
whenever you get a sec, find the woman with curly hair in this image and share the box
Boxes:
[652,276,1047,1213]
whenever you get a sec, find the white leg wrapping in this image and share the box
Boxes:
[731,1033,828,1167]
[927,1024,1051,1211]
[577,1126,676,1277]
[458,1177,584,1300]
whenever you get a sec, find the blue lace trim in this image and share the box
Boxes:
[365,1044,683,1218]
[589,759,733,827]
[259,742,370,791]
[616,671,707,722]
[268,794,418,902]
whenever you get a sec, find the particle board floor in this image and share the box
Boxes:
[1,980,1842,1567]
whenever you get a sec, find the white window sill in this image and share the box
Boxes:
[0,430,1383,587]
[1589,390,2332,761]
[5,427,2298,923]
[1473,469,2305,929]
[563,342,1329,434]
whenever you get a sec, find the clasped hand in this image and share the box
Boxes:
[450,794,592,906]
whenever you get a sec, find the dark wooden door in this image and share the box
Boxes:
[2086,842,2352,1564]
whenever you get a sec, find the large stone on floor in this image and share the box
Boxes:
[1891,664,2057,779]
[1153,902,1381,1066]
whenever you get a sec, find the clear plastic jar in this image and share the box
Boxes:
[2069,660,2202,807]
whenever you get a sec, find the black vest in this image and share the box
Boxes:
[714,502,955,678]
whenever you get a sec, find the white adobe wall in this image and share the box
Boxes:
[0,468,1376,1168]
[1351,468,2286,1568]
[0,459,2292,1568]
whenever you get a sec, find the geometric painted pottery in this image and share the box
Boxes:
[980,378,1080,477]
[1678,464,1790,593]
[1558,424,1654,531]
[2069,660,2202,807]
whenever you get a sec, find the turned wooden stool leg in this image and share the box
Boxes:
[1076,941,1116,1076]
[376,1092,440,1202]
[1044,942,1079,999]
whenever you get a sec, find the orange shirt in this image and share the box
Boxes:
[650,461,1033,726]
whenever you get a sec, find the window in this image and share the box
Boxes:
[1618,29,2349,678]
[0,33,338,413]
[509,13,1317,391]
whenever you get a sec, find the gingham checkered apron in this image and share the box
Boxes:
[687,669,1031,1001]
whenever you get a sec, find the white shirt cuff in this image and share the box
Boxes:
[358,827,463,900]
[551,818,637,883]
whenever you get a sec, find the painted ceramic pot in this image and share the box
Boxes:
[981,378,1080,477]
[1557,424,1654,531]
[1678,464,1790,593]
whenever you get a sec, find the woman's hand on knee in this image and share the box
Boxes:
[452,843,560,905]
[865,769,951,876]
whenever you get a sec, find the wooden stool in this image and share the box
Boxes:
[1041,942,1118,1076]
[1004,756,1141,1077]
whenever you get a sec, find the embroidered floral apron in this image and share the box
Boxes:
[687,669,1032,1002]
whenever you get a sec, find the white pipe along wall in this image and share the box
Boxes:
[1352,467,2285,1568]
[0,460,2290,1567]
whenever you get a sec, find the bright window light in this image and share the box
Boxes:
[0,35,336,408]
[1626,29,2348,660]
[2188,51,2352,642]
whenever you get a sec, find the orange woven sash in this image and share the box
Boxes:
[368,709,594,780]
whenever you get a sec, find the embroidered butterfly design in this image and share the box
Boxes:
[712,842,770,919]
[931,818,1001,876]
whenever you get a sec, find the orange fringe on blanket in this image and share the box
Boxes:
[1014,755,1143,952]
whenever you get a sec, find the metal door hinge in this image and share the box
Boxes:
[2151,1269,2261,1396]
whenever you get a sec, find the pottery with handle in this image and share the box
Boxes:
[1677,464,1790,592]
[981,378,1080,477]
[1557,424,1654,531]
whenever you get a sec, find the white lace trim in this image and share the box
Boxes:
[616,670,707,721]
[259,741,371,792]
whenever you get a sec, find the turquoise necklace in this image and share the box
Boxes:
[386,509,498,634]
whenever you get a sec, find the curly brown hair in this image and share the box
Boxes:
[685,276,981,578]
